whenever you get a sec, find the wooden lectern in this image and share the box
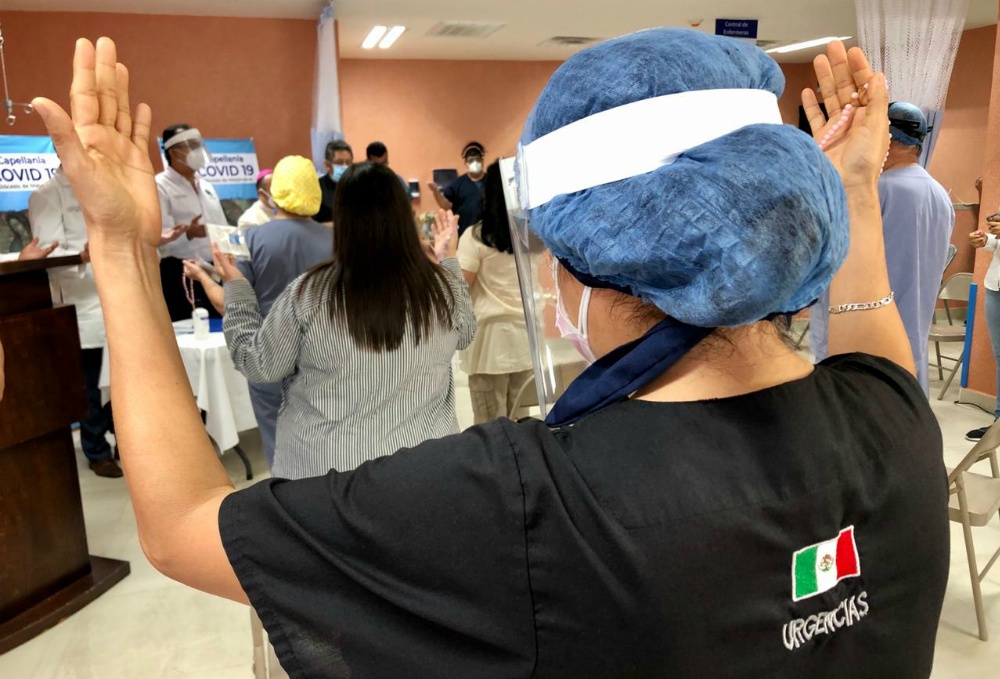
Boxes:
[0,255,129,654]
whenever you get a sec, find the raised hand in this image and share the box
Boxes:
[432,209,459,261]
[971,231,989,249]
[17,237,59,260]
[31,38,161,249]
[801,41,889,189]
[211,244,245,282]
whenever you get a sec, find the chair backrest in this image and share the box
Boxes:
[938,272,973,302]
[948,419,1000,484]
[943,244,958,272]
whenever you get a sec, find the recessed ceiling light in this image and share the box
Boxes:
[379,26,406,49]
[362,25,388,49]
[766,36,853,54]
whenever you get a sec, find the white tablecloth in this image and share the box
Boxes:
[99,332,258,451]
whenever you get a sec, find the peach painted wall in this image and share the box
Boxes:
[965,19,1000,402]
[337,58,559,212]
[928,25,997,204]
[0,11,316,170]
[339,58,815,213]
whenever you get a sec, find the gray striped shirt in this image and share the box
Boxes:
[223,258,475,478]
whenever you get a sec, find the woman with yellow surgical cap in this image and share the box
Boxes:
[184,154,333,470]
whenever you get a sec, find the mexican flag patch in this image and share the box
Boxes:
[792,526,861,602]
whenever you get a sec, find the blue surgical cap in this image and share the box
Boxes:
[522,28,849,327]
[888,101,928,149]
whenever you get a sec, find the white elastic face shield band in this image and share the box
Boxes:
[163,127,206,151]
[516,88,782,210]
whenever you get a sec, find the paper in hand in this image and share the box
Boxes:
[206,223,250,259]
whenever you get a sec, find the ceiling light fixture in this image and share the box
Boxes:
[362,25,388,49]
[766,36,853,54]
[379,26,406,49]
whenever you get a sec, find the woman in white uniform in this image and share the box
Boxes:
[457,160,533,423]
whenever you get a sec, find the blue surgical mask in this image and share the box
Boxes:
[332,164,348,181]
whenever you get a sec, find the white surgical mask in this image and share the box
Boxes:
[467,160,483,175]
[552,259,597,364]
[184,147,209,172]
[261,191,278,214]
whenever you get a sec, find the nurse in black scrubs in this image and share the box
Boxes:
[37,29,948,679]
[428,141,486,235]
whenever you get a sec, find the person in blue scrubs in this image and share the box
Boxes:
[811,102,954,395]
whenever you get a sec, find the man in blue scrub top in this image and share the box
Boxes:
[811,102,954,395]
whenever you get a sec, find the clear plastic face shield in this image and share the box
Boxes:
[499,157,588,419]
[164,128,213,172]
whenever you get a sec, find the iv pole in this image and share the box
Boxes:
[0,23,34,125]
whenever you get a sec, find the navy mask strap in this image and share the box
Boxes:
[545,317,714,427]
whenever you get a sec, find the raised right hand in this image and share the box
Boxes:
[31,38,160,250]
[971,231,989,249]
[802,42,889,190]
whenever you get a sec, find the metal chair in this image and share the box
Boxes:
[941,244,959,324]
[929,272,973,399]
[947,419,1000,640]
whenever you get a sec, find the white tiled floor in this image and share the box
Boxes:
[1,356,998,678]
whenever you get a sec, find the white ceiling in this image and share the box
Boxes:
[3,0,998,62]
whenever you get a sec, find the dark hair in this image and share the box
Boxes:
[325,139,353,161]
[303,162,454,352]
[462,141,485,159]
[477,160,513,254]
[366,141,388,159]
[161,123,191,166]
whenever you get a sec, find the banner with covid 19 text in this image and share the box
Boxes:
[0,135,59,212]
[0,135,59,253]
[158,137,260,201]
[0,135,261,254]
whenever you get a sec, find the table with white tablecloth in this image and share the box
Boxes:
[99,329,259,478]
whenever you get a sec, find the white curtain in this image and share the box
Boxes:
[855,0,969,166]
[311,2,343,173]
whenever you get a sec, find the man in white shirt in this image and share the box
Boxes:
[157,124,229,321]
[237,169,275,229]
[29,168,123,477]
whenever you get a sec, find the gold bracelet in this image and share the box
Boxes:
[829,292,894,315]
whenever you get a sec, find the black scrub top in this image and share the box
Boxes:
[219,353,949,679]
[313,173,337,223]
[442,174,484,234]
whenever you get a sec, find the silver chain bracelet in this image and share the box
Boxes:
[828,291,895,315]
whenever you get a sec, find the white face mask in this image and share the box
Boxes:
[467,160,483,175]
[552,259,597,364]
[183,147,209,172]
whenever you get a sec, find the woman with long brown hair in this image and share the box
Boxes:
[214,161,475,478]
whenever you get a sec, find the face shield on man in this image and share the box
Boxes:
[164,128,213,172]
